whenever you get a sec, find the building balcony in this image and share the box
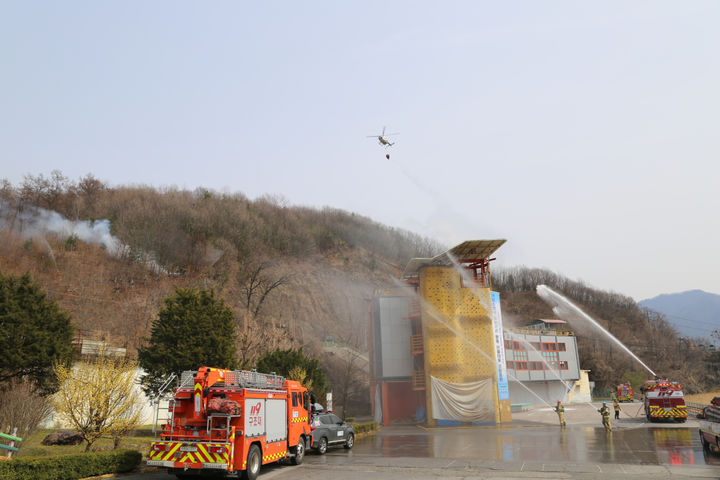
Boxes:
[411,334,424,355]
[412,370,426,391]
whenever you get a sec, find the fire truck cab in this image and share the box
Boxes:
[147,367,311,480]
[640,379,687,423]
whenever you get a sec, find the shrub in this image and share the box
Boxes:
[0,449,141,480]
[351,421,377,434]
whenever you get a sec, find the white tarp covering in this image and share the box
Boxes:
[430,376,495,422]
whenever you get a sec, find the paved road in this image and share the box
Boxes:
[112,403,720,480]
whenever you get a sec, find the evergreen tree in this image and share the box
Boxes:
[138,287,237,396]
[256,348,327,397]
[0,272,74,394]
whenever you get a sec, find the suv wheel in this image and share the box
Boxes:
[344,433,354,449]
[315,437,328,455]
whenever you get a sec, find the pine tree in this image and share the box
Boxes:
[0,272,74,393]
[138,287,237,396]
[256,348,327,397]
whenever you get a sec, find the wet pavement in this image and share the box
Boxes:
[341,423,720,466]
[115,403,720,479]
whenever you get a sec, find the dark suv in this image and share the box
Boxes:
[310,413,354,454]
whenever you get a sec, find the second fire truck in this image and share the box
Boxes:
[616,383,634,402]
[147,367,311,480]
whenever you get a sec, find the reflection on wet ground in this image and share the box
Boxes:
[344,426,720,467]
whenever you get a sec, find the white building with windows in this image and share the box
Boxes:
[503,319,584,406]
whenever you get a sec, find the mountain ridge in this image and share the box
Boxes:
[639,289,720,342]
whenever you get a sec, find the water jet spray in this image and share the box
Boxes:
[536,284,656,377]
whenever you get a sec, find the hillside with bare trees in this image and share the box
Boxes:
[0,172,443,366]
[1,172,718,394]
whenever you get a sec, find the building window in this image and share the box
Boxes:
[512,341,526,350]
[559,361,568,370]
[514,350,528,362]
[516,361,528,371]
[530,361,544,371]
[558,343,566,352]
[530,342,541,351]
[542,351,559,363]
[505,339,513,350]
[506,361,514,370]
[542,342,557,351]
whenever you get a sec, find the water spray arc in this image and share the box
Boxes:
[536,284,657,377]
[445,255,585,408]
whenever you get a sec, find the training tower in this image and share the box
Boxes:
[370,240,511,426]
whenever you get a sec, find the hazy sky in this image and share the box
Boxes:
[2,2,719,301]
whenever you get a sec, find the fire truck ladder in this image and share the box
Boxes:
[151,373,177,435]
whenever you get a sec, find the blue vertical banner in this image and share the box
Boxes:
[490,291,510,400]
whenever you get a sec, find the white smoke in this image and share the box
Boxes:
[0,200,166,273]
[0,200,127,256]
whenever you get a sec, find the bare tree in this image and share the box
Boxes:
[0,380,53,438]
[238,261,291,319]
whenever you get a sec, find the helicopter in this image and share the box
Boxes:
[367,126,398,147]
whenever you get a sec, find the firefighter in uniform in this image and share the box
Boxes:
[554,400,566,426]
[598,402,611,431]
[613,398,621,419]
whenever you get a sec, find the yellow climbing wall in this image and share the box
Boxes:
[419,266,500,423]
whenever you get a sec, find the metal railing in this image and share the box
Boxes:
[179,369,285,390]
[686,402,705,418]
[511,328,575,336]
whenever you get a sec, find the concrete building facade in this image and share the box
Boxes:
[503,319,585,406]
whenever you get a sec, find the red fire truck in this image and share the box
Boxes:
[616,383,634,402]
[640,379,687,422]
[147,367,311,480]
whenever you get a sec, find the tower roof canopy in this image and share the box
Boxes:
[402,239,506,278]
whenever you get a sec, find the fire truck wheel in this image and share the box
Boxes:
[315,437,328,455]
[242,444,261,480]
[344,433,354,449]
[291,439,305,465]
